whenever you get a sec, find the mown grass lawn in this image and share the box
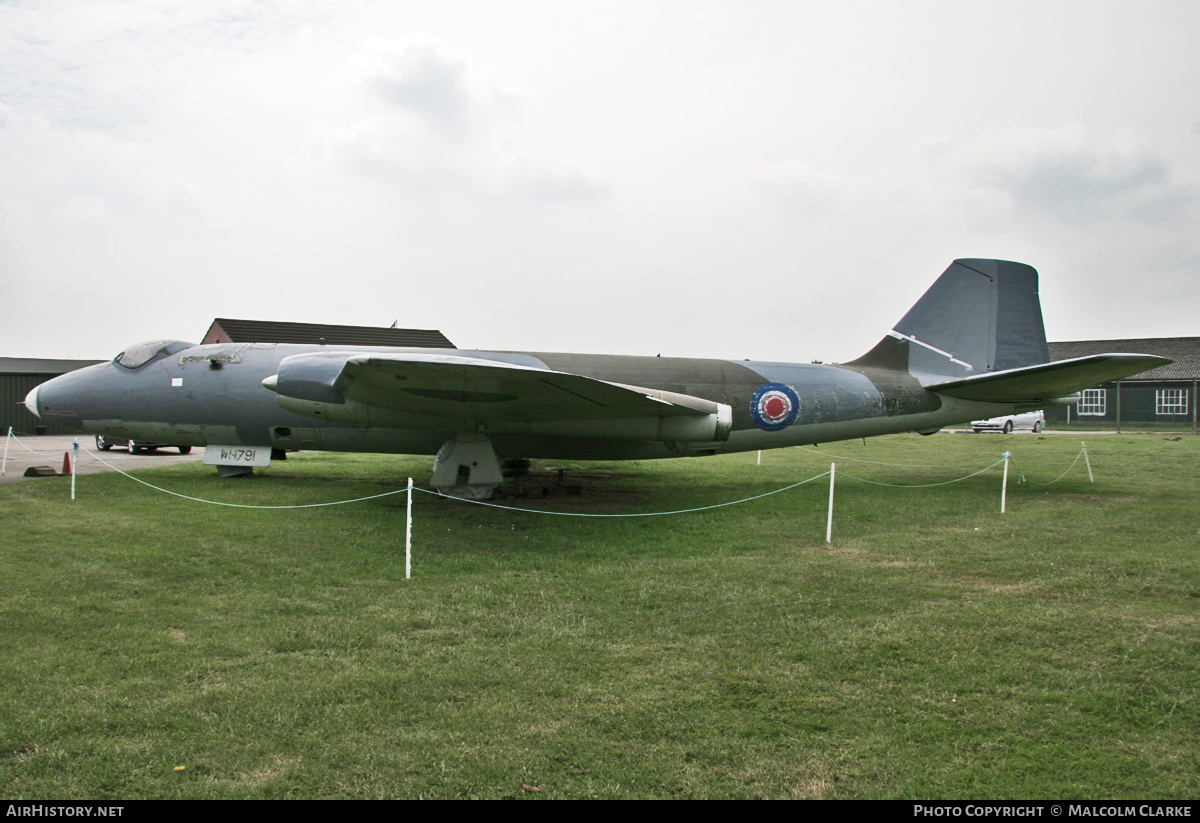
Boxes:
[1,433,1196,799]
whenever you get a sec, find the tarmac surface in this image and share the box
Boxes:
[1,433,206,484]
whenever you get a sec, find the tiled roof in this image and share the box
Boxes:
[204,319,455,349]
[1049,338,1199,381]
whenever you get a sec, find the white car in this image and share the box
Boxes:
[95,434,192,454]
[971,410,1045,434]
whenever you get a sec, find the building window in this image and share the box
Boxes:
[1078,388,1106,416]
[1156,388,1189,415]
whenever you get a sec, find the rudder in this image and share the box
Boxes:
[851,258,1050,381]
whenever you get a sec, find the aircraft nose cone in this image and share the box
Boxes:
[24,367,97,432]
[24,385,41,419]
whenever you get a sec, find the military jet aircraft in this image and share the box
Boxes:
[26,259,1167,498]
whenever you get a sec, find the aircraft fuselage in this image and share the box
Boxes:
[30,342,1007,460]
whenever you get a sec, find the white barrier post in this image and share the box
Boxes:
[757,450,761,466]
[1000,451,1010,513]
[1082,442,1094,483]
[405,477,413,579]
[826,463,836,543]
[2,426,10,475]
[71,439,79,501]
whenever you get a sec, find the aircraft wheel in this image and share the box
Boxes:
[1002,421,1014,434]
[1033,421,1044,434]
[972,428,982,434]
[129,441,141,454]
[96,435,111,451]
[178,446,192,455]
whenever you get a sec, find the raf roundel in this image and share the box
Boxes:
[750,383,801,432]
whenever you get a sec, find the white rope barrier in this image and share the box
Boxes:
[411,471,833,517]
[4,429,65,460]
[794,444,997,469]
[63,445,836,515]
[836,458,1007,488]
[1008,448,1085,486]
[77,446,411,509]
[55,442,1091,512]
[992,443,1094,487]
[25,439,1096,578]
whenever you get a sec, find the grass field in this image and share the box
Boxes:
[1049,421,1199,433]
[1,433,1196,799]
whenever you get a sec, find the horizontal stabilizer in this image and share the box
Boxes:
[926,354,1171,404]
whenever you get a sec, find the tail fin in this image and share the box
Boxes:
[849,258,1049,382]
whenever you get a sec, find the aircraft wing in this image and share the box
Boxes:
[267,351,727,423]
[926,354,1171,403]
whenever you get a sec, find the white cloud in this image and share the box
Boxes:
[319,42,611,207]
[937,126,1197,225]
[367,44,472,138]
[756,160,841,216]
[1,1,1198,358]
[517,164,610,203]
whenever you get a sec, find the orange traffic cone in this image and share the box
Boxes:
[62,452,72,476]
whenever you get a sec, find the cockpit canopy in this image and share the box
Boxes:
[114,340,196,370]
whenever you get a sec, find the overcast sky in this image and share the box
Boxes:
[2,0,1197,362]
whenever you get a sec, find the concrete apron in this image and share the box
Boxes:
[0,433,205,484]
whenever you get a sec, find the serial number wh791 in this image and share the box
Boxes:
[220,448,258,462]
[203,445,272,468]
